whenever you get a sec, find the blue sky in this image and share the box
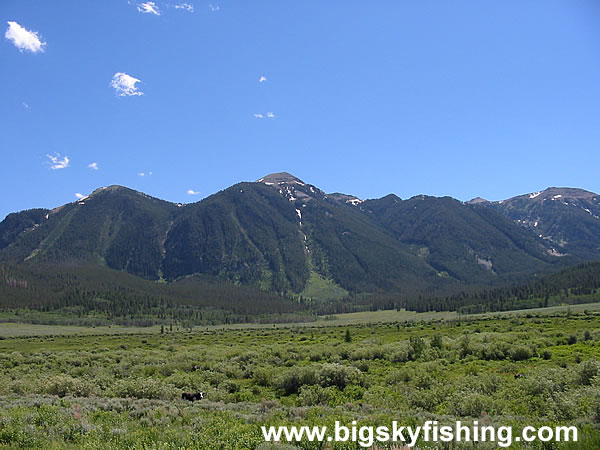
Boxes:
[1,1,599,219]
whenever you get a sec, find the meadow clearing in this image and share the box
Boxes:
[1,306,600,448]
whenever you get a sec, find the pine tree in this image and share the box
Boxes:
[344,329,352,343]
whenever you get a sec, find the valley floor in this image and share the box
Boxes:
[2,301,600,337]
[1,306,600,448]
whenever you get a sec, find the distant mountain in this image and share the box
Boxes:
[1,175,598,304]
[162,175,441,295]
[466,197,488,205]
[0,186,176,279]
[0,208,49,250]
[487,187,600,259]
[162,181,310,292]
[360,194,556,284]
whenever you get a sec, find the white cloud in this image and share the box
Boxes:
[46,153,70,170]
[254,112,276,119]
[187,189,201,195]
[137,2,161,15]
[175,3,194,12]
[5,21,46,53]
[138,171,153,177]
[208,4,220,12]
[88,162,99,170]
[75,193,85,199]
[259,75,267,83]
[111,72,143,97]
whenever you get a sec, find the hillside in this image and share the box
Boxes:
[486,187,600,259]
[0,186,176,279]
[0,174,599,311]
[361,194,557,284]
[0,262,306,326]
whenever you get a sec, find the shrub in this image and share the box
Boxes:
[223,380,239,394]
[343,384,365,401]
[578,360,600,386]
[479,343,508,361]
[407,385,446,412]
[252,368,273,387]
[431,334,443,349]
[276,366,319,395]
[459,335,473,358]
[201,370,227,387]
[298,385,333,406]
[41,375,96,398]
[388,343,411,363]
[386,369,411,385]
[412,371,435,390]
[308,351,323,362]
[591,393,600,422]
[352,360,369,373]
[350,346,385,361]
[509,346,532,362]
[165,371,204,391]
[112,377,179,400]
[409,336,426,360]
[521,376,553,396]
[318,363,362,390]
[449,391,489,417]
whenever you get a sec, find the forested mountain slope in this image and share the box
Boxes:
[0,174,598,303]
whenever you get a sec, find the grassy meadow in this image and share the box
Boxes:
[2,307,600,448]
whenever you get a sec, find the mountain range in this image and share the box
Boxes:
[1,173,599,304]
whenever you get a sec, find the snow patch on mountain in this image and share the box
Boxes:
[347,198,363,206]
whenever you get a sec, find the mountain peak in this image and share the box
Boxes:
[257,172,305,185]
[512,187,599,202]
[541,187,596,199]
[466,197,489,205]
[90,185,127,195]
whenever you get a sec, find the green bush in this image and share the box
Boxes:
[298,385,334,406]
[275,363,362,394]
[352,360,369,373]
[509,346,532,362]
[409,336,426,359]
[479,343,508,361]
[449,391,493,417]
[41,375,97,398]
[387,342,412,363]
[318,363,362,390]
[252,367,273,387]
[350,346,384,361]
[276,366,319,395]
[112,377,179,400]
[578,360,600,386]
[223,380,240,394]
[431,334,443,349]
